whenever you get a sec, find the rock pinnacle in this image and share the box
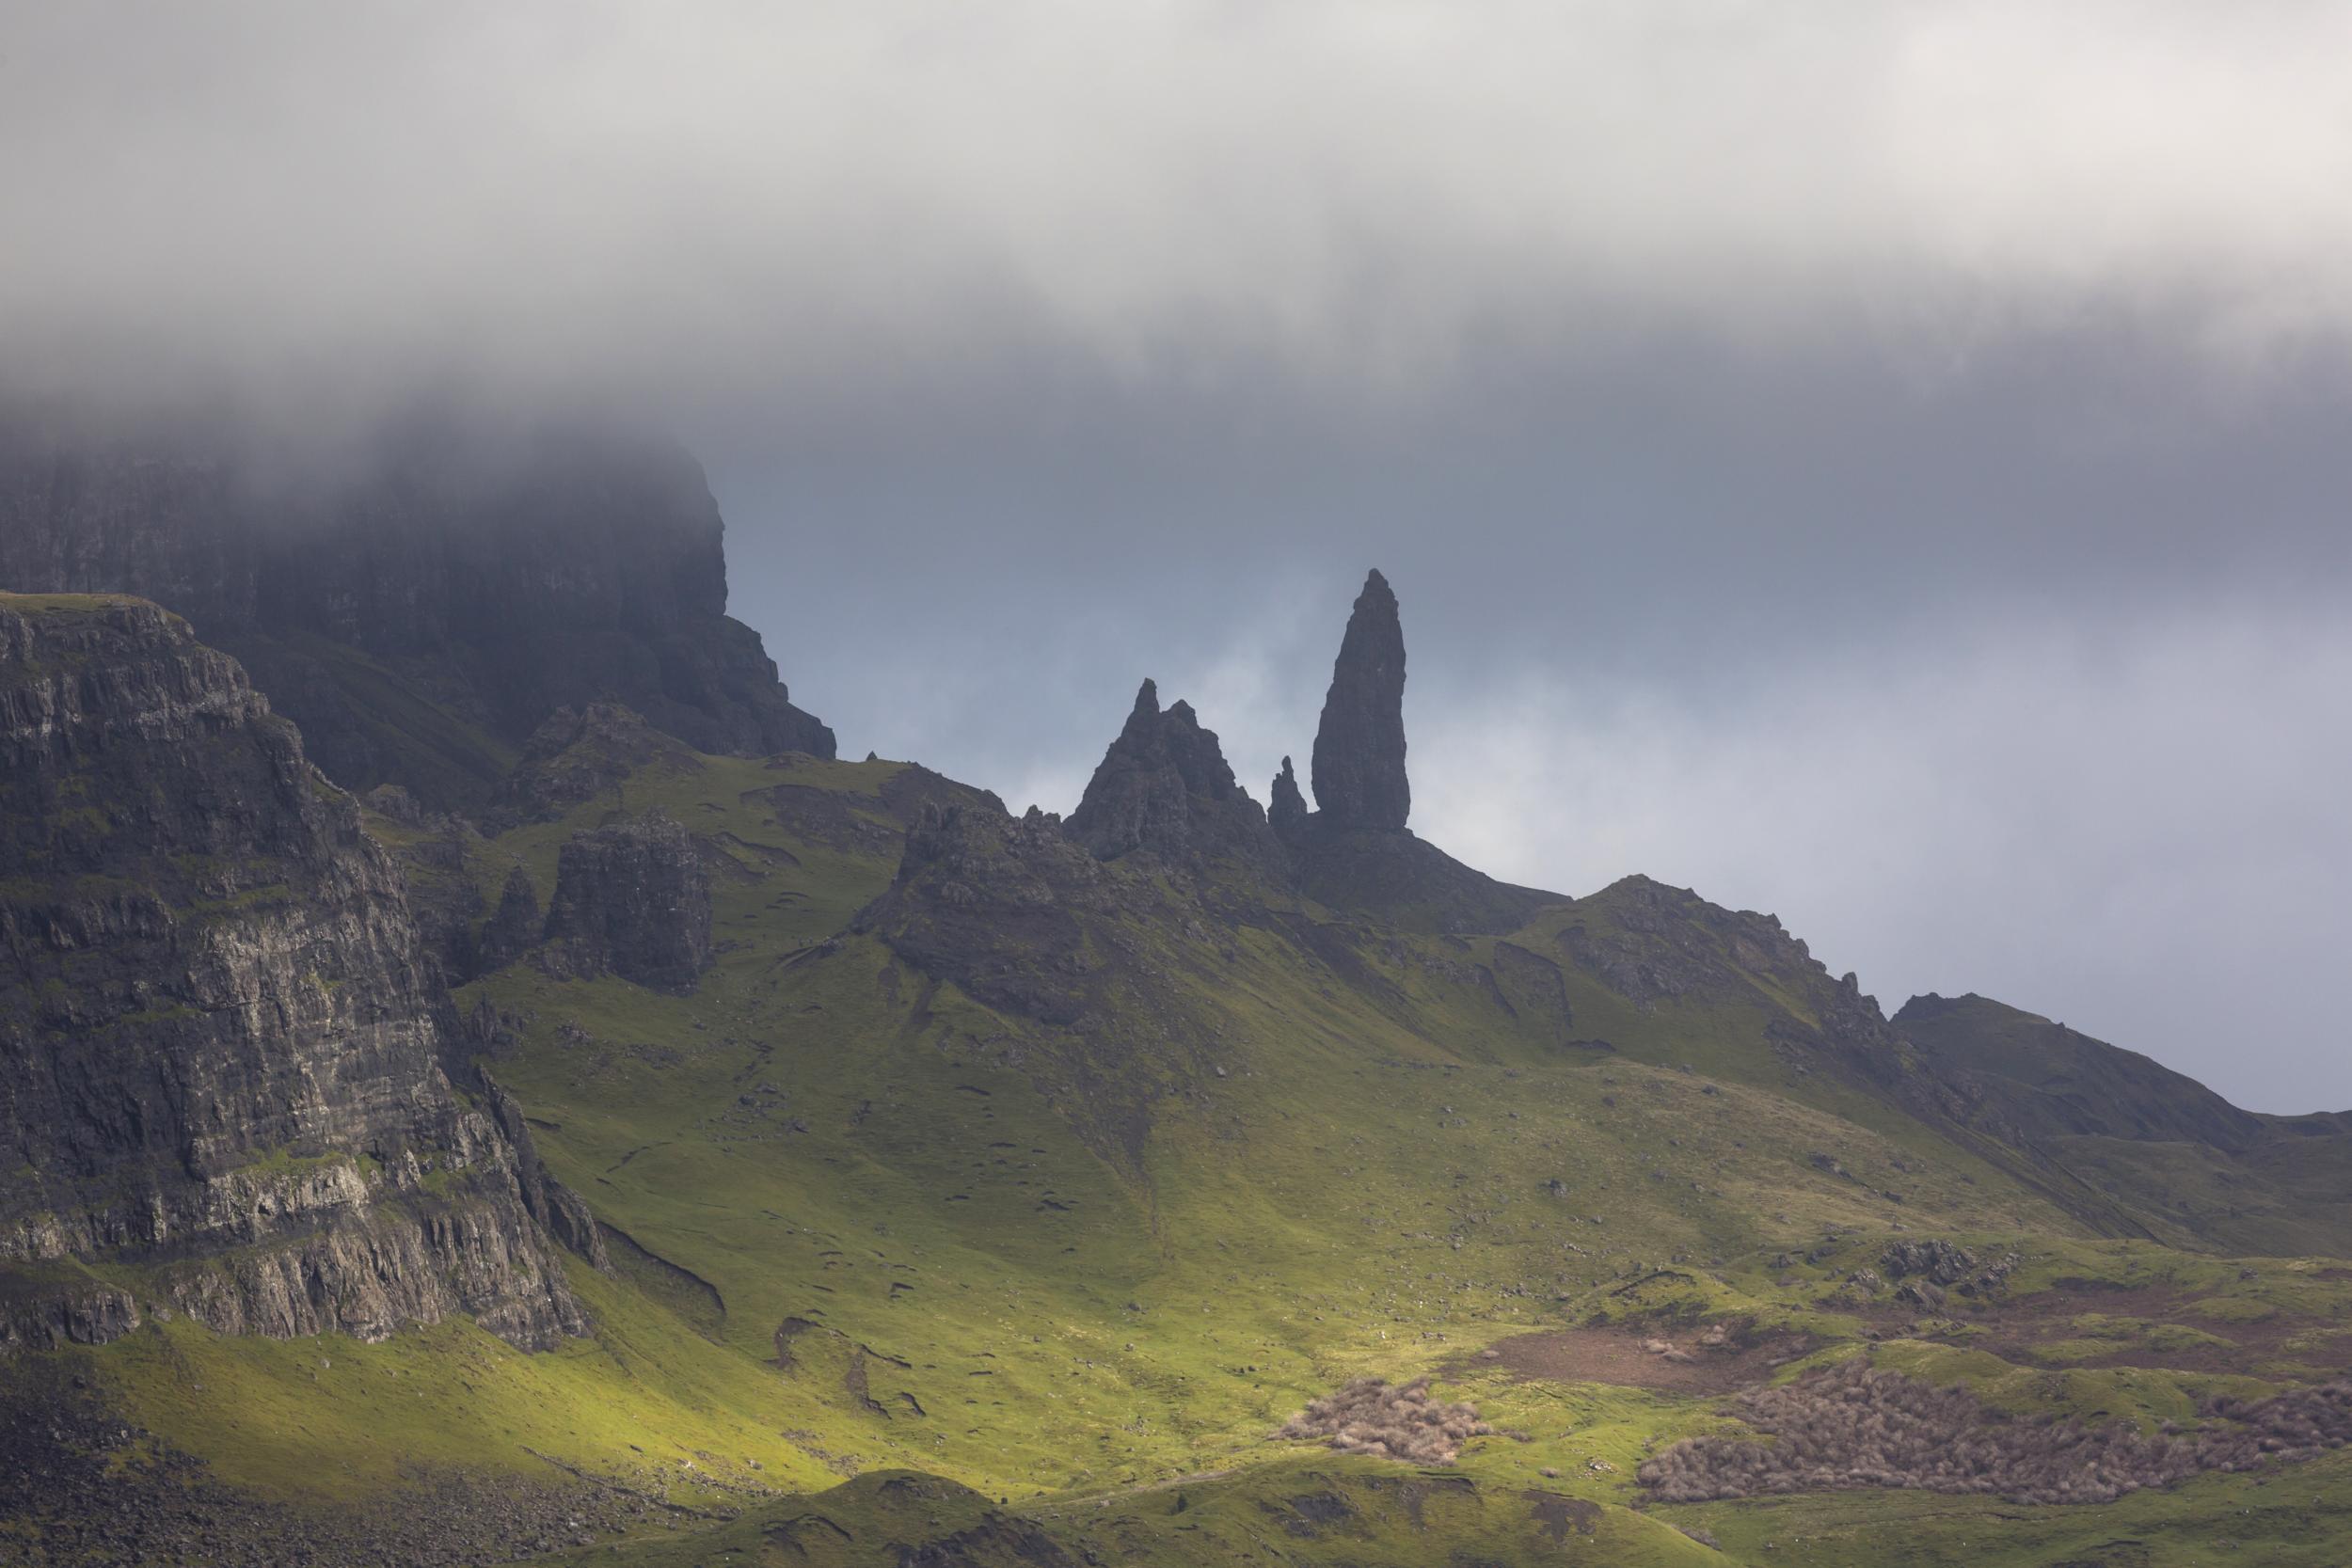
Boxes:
[1309,568,1409,831]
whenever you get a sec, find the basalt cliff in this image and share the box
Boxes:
[0,418,834,812]
[0,593,587,1353]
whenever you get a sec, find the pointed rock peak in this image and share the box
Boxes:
[1067,682,1266,863]
[1311,568,1410,832]
[1269,754,1308,839]
[1108,678,1165,750]
[1160,702,1237,800]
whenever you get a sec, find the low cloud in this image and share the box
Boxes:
[8,2,2352,413]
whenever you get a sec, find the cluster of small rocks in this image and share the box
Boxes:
[1640,1358,2352,1506]
[1274,1376,1493,1465]
[1879,1239,2018,1306]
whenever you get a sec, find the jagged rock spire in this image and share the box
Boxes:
[1066,678,1276,865]
[1310,568,1409,832]
[1268,755,1308,841]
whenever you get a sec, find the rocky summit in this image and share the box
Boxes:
[6,513,2352,1568]
[1063,678,1280,872]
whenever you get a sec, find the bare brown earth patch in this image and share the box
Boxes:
[1455,1324,1818,1394]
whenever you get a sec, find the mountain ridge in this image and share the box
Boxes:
[6,500,2352,1565]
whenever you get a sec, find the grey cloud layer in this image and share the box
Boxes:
[8,2,2352,405]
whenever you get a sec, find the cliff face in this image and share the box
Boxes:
[0,593,584,1351]
[0,420,834,811]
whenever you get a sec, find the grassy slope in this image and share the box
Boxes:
[0,591,161,614]
[35,736,2352,1566]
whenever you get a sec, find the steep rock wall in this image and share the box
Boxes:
[0,593,584,1349]
[0,419,833,810]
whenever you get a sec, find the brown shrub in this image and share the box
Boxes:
[1273,1376,1494,1465]
[1638,1359,2352,1505]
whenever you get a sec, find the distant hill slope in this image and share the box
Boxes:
[0,415,833,810]
[1897,991,2352,1256]
[1898,992,2264,1151]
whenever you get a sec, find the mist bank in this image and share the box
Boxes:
[9,3,2352,418]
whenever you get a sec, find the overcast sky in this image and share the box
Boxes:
[7,2,2352,1109]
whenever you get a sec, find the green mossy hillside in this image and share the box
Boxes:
[28,722,2352,1567]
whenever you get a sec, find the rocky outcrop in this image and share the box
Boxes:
[862,803,1116,1030]
[541,814,713,991]
[475,864,543,974]
[1550,876,1837,1009]
[1064,680,1281,871]
[494,701,703,827]
[1552,876,1939,1101]
[482,1071,611,1272]
[1310,569,1410,832]
[0,1273,140,1352]
[362,786,488,983]
[0,593,584,1350]
[0,417,833,812]
[856,800,1238,1173]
